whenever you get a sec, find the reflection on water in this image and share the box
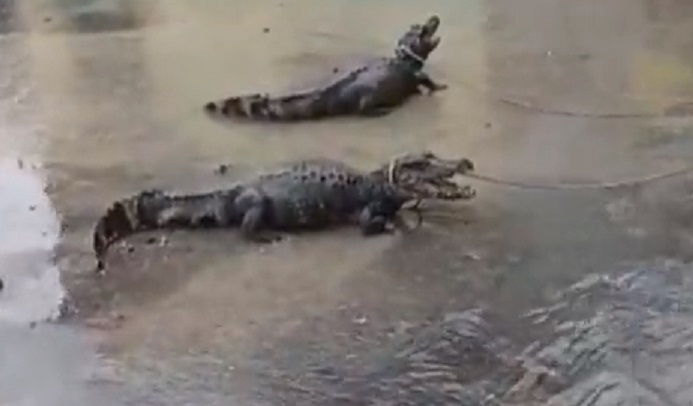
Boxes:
[0,158,64,324]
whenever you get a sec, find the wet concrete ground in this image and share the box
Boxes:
[1,0,693,405]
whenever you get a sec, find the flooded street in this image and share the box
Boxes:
[1,0,693,404]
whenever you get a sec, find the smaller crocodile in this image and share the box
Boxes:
[93,151,475,270]
[203,15,446,122]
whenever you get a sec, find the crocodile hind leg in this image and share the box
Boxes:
[240,205,283,243]
[357,94,394,117]
[415,72,447,93]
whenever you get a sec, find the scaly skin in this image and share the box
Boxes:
[203,16,446,122]
[93,152,475,270]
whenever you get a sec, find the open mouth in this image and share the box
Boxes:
[389,153,476,201]
[424,157,475,179]
[420,16,441,49]
[422,15,440,38]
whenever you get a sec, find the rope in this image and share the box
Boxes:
[461,166,693,191]
[400,165,693,236]
[388,151,693,194]
[400,206,424,230]
[449,77,678,119]
[388,156,693,231]
[395,44,426,65]
[495,97,659,119]
[385,155,693,233]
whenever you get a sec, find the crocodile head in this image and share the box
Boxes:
[395,16,441,64]
[377,151,476,201]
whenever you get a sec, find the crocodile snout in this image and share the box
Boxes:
[424,15,440,35]
[457,158,474,173]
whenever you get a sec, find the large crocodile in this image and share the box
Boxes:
[203,15,446,122]
[93,151,475,270]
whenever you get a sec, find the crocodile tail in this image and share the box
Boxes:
[93,188,240,270]
[203,91,324,122]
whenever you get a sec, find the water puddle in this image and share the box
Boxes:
[0,157,64,324]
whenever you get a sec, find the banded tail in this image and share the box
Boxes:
[203,90,326,122]
[93,188,241,270]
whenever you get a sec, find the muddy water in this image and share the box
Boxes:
[2,0,693,404]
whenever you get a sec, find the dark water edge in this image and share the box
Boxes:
[248,259,693,406]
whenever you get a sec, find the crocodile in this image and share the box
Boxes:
[93,151,475,270]
[203,15,446,122]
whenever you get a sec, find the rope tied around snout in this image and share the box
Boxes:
[396,44,426,65]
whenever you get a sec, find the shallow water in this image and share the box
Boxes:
[0,158,63,324]
[0,10,90,405]
[1,0,693,404]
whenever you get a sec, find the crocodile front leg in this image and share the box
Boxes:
[358,201,400,236]
[358,208,388,235]
[415,72,448,94]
